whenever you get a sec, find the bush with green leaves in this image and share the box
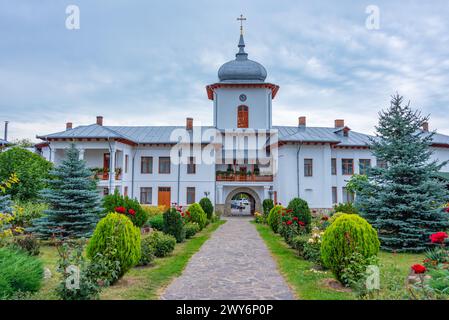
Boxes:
[145,231,176,258]
[321,214,380,282]
[138,237,156,266]
[148,214,164,231]
[141,205,164,217]
[262,199,274,218]
[333,202,359,215]
[290,234,309,255]
[329,212,347,224]
[184,222,200,239]
[287,198,312,232]
[0,247,43,299]
[340,251,379,296]
[187,203,207,230]
[267,205,284,233]
[11,235,40,256]
[11,201,47,229]
[86,213,141,277]
[199,197,214,220]
[102,189,148,228]
[163,207,185,243]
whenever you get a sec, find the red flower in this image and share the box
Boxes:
[281,213,285,216]
[115,206,126,214]
[128,209,136,216]
[286,220,293,225]
[286,209,293,213]
[181,212,185,217]
[298,221,305,226]
[411,264,426,274]
[430,232,448,244]
[186,211,191,216]
[321,215,329,221]
[445,207,449,213]
[293,217,298,221]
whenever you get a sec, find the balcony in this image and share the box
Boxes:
[92,167,122,181]
[216,165,273,182]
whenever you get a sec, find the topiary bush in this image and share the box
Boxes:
[184,222,200,239]
[86,213,141,277]
[287,198,312,232]
[333,202,359,215]
[101,189,149,228]
[163,207,185,243]
[262,199,274,218]
[320,214,380,281]
[0,247,43,298]
[148,214,164,231]
[329,212,346,224]
[138,237,156,266]
[146,231,176,257]
[199,197,214,220]
[187,203,207,230]
[267,205,284,233]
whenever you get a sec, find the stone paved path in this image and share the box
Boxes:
[161,217,295,300]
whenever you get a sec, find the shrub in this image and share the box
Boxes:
[11,234,40,256]
[321,214,380,281]
[184,222,200,239]
[254,212,265,224]
[146,231,176,257]
[333,202,359,215]
[187,203,207,230]
[148,214,164,231]
[86,213,141,277]
[291,234,309,255]
[163,208,185,243]
[329,212,346,224]
[12,201,48,228]
[138,237,156,266]
[340,251,379,294]
[267,205,284,233]
[262,199,274,218]
[287,198,312,232]
[199,198,214,220]
[102,190,148,228]
[141,205,164,217]
[0,247,43,298]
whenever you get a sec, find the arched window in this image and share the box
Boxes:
[237,105,249,128]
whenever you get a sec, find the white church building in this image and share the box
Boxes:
[36,28,449,215]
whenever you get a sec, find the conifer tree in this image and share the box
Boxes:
[31,144,101,239]
[355,94,449,252]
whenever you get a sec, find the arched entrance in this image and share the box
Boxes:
[224,187,262,216]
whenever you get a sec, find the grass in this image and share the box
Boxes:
[255,222,425,300]
[33,219,225,300]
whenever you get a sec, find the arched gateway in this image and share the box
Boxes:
[224,187,262,216]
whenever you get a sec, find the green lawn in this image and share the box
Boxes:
[255,223,424,300]
[33,220,225,300]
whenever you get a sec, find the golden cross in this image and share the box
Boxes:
[237,14,246,35]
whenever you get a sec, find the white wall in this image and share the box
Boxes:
[430,147,449,171]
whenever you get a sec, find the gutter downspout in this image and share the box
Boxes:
[177,148,181,206]
[107,137,113,193]
[296,143,301,198]
[131,148,138,199]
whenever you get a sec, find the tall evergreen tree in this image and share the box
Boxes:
[30,144,101,239]
[355,94,449,252]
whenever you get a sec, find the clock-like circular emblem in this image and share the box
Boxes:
[239,94,247,102]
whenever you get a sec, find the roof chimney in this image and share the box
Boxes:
[334,119,345,128]
[186,117,193,130]
[66,122,73,130]
[422,121,429,132]
[298,116,306,127]
[4,121,8,141]
[96,116,103,126]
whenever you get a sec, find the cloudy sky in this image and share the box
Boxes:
[1,0,449,141]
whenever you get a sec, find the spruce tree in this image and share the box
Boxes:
[31,144,101,239]
[355,94,449,252]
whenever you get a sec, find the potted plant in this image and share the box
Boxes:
[115,167,122,180]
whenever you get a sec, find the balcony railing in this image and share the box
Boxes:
[92,168,122,181]
[216,172,273,182]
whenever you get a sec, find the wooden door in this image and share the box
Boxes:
[158,187,171,208]
[237,105,248,128]
[103,153,110,180]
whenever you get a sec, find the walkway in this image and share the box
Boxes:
[161,217,295,300]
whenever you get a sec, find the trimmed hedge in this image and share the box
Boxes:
[138,237,156,266]
[187,203,207,230]
[163,208,185,243]
[321,214,380,281]
[267,205,284,233]
[287,198,312,232]
[0,247,43,298]
[146,231,176,258]
[184,222,200,239]
[87,213,141,276]
[199,198,214,220]
[101,190,149,228]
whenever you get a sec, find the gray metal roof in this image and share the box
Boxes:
[38,124,449,148]
[218,34,267,83]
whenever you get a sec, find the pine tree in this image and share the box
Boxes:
[0,194,12,214]
[30,144,101,239]
[355,94,449,252]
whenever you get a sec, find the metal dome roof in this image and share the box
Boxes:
[217,34,267,83]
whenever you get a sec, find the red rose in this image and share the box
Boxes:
[293,217,298,221]
[115,206,126,214]
[411,264,426,274]
[286,220,293,225]
[298,221,305,226]
[128,209,136,216]
[430,232,448,244]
